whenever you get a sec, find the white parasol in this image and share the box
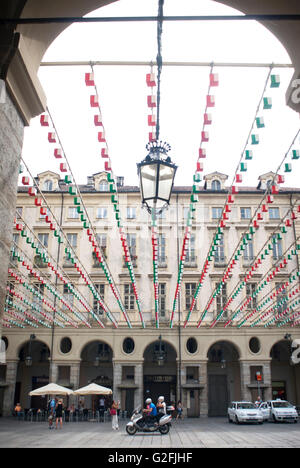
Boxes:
[29,383,74,396]
[73,383,112,395]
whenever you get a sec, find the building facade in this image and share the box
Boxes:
[0,169,300,417]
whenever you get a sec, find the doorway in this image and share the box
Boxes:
[208,375,228,416]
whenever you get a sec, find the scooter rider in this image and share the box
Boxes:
[143,398,157,426]
[156,396,166,420]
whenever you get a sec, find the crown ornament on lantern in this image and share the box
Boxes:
[145,140,172,160]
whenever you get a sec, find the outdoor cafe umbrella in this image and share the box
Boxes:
[29,383,74,396]
[73,383,112,395]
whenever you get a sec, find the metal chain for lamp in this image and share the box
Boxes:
[155,0,164,142]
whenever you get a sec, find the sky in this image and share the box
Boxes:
[20,0,300,189]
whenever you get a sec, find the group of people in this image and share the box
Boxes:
[48,397,64,429]
[141,397,184,426]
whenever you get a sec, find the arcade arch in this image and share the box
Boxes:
[207,340,240,416]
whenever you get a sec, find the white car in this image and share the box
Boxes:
[259,399,298,423]
[228,401,263,424]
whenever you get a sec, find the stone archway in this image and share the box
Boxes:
[79,340,113,411]
[16,339,50,410]
[143,337,177,406]
[270,339,300,404]
[207,340,240,416]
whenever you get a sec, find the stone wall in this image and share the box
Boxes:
[0,81,24,333]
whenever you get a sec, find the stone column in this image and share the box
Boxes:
[112,362,122,403]
[2,360,18,416]
[69,361,81,405]
[134,363,143,409]
[0,82,24,333]
[240,361,252,401]
[199,360,208,417]
[262,361,272,401]
[49,361,58,383]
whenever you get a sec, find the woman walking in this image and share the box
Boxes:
[55,399,64,429]
[110,400,119,430]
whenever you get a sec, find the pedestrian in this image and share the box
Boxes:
[99,396,105,420]
[255,396,262,407]
[110,400,119,430]
[55,399,64,429]
[14,402,23,421]
[176,400,184,420]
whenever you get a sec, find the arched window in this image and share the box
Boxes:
[211,179,221,191]
[43,179,53,191]
[99,180,108,192]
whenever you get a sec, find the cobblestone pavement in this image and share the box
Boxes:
[1,417,300,448]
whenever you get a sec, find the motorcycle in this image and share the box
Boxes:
[126,407,172,435]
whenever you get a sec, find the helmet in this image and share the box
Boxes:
[158,396,164,402]
[145,398,152,405]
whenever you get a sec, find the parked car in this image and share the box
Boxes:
[259,399,298,423]
[228,401,263,424]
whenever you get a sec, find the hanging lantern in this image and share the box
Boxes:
[137,141,177,215]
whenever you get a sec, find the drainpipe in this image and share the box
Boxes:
[50,190,64,376]
[290,193,299,404]
[176,193,182,402]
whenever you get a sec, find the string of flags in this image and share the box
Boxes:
[170,67,219,329]
[85,68,144,328]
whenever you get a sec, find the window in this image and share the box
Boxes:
[93,284,105,315]
[6,282,14,306]
[211,179,221,191]
[269,207,280,219]
[99,180,108,192]
[124,284,135,310]
[240,207,251,219]
[186,338,198,354]
[186,234,196,263]
[63,283,74,308]
[33,283,44,306]
[10,233,19,263]
[212,207,222,219]
[96,207,108,219]
[275,283,286,315]
[68,207,79,219]
[158,234,166,263]
[123,338,135,354]
[216,283,227,314]
[96,234,107,257]
[16,207,23,219]
[38,233,49,248]
[272,235,283,260]
[60,337,72,354]
[126,234,136,257]
[243,240,254,262]
[246,283,257,309]
[215,234,225,263]
[183,207,190,220]
[39,207,50,219]
[67,233,77,249]
[43,180,53,191]
[185,283,196,310]
[158,283,166,317]
[127,207,136,219]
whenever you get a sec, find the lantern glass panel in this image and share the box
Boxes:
[157,163,175,203]
[140,163,157,201]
